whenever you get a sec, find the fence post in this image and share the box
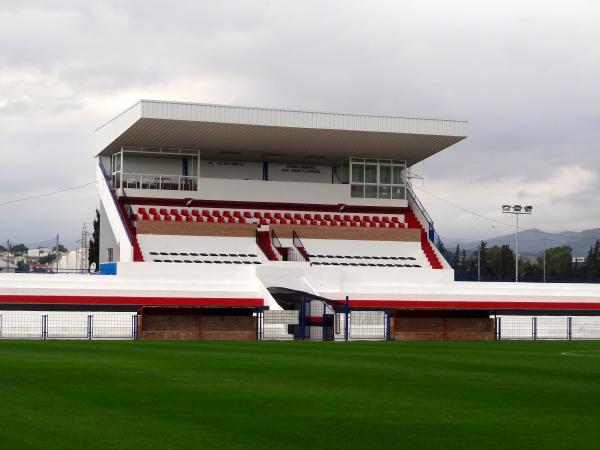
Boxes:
[344,296,350,342]
[385,310,391,341]
[299,298,306,341]
[87,315,93,340]
[532,317,537,341]
[42,314,48,340]
[567,317,572,341]
[496,317,502,341]
[132,314,138,340]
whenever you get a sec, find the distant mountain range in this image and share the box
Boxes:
[445,228,600,257]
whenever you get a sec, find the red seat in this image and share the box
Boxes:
[274,212,283,220]
[323,214,332,221]
[175,216,183,222]
[369,222,378,228]
[202,210,210,217]
[352,215,360,222]
[329,221,338,227]
[227,217,236,223]
[372,216,380,223]
[391,216,399,223]
[294,213,302,220]
[149,208,158,215]
[163,215,172,222]
[343,215,351,222]
[239,218,246,224]
[181,209,189,216]
[137,207,147,215]
[310,220,318,226]
[213,210,221,217]
[152,214,161,221]
[333,214,341,222]
[264,212,272,219]
[159,208,168,216]
[191,210,199,217]
[279,219,288,225]
[289,219,298,225]
[243,211,252,219]
[268,218,276,225]
[223,211,231,218]
[217,217,225,223]
[351,221,359,227]
[206,216,215,223]
[260,218,268,225]
[362,215,371,222]
[133,214,140,221]
[284,212,293,220]
[185,216,194,222]
[233,211,242,218]
[304,213,312,221]
[338,221,347,227]
[381,216,389,223]
[253,212,262,219]
[170,208,180,216]
[142,214,150,221]
[360,222,368,227]
[300,220,308,225]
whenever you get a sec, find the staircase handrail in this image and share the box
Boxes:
[98,159,133,245]
[292,230,310,262]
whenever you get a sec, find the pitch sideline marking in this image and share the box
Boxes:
[560,350,600,357]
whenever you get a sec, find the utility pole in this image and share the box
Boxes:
[5,239,9,273]
[477,246,481,282]
[501,205,533,282]
[56,234,60,274]
[543,237,547,283]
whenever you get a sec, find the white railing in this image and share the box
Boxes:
[115,172,198,191]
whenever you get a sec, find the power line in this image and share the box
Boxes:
[0,181,96,207]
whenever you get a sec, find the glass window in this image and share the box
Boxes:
[351,184,364,198]
[351,164,364,183]
[365,165,377,183]
[380,165,391,184]
[378,185,391,199]
[392,186,405,199]
[392,166,404,185]
[365,185,378,198]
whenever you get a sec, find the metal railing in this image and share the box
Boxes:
[292,230,310,261]
[99,160,133,246]
[117,172,198,191]
[0,313,138,340]
[496,315,600,340]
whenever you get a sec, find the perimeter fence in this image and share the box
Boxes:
[496,316,600,340]
[0,312,137,340]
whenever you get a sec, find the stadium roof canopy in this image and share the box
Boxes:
[95,100,468,165]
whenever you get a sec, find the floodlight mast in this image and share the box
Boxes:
[501,205,533,282]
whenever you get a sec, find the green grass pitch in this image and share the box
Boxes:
[1,340,600,449]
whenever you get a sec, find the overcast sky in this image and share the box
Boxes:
[1,0,599,248]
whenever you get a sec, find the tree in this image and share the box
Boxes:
[545,246,574,279]
[0,244,6,252]
[10,243,28,255]
[52,244,69,253]
[16,261,30,273]
[89,209,100,271]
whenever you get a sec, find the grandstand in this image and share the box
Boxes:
[1,99,600,340]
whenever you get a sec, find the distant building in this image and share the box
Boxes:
[572,256,586,264]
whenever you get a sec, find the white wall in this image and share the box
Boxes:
[201,160,262,180]
[96,163,133,262]
[268,163,331,183]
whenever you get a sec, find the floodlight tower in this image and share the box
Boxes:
[501,205,533,282]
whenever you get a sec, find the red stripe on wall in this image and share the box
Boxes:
[334,299,600,310]
[0,295,264,307]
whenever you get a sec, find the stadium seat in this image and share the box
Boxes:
[213,210,221,217]
[202,210,210,217]
[391,216,399,223]
[175,216,183,222]
[352,215,360,222]
[284,212,292,220]
[227,217,236,223]
[304,213,312,221]
[360,222,368,227]
[301,220,308,225]
[133,214,140,221]
[314,214,323,221]
[149,208,158,215]
[253,212,262,219]
[185,216,194,222]
[217,217,225,223]
[223,211,231,218]
[152,214,160,221]
[243,211,252,219]
[164,215,172,222]
[160,208,168,216]
[138,207,147,215]
[343,215,351,222]
[206,216,215,223]
[170,208,179,216]
[274,212,283,220]
[381,216,389,223]
[294,213,302,220]
[264,212,272,219]
[310,220,318,226]
[369,222,378,228]
[372,216,380,223]
[334,214,342,222]
[362,215,371,222]
[181,209,189,217]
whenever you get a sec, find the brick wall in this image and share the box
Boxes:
[392,312,494,341]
